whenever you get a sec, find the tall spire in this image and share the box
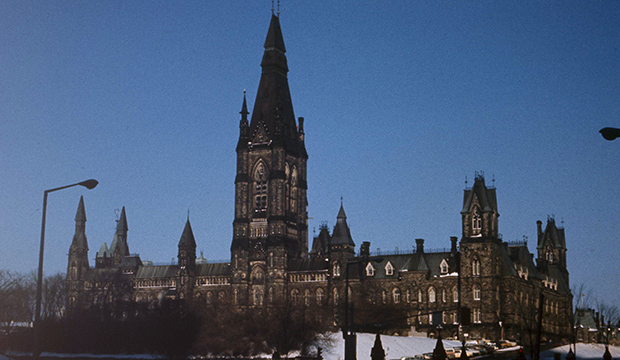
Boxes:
[117,206,128,233]
[75,195,86,223]
[249,14,303,155]
[240,90,249,123]
[70,196,88,251]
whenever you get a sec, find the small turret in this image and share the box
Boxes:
[178,218,197,274]
[111,207,130,266]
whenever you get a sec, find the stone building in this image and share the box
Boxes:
[66,14,572,342]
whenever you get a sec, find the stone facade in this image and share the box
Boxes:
[66,14,572,343]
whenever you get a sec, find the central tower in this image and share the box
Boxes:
[231,14,308,305]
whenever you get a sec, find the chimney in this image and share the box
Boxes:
[537,220,543,241]
[416,239,424,254]
[361,241,370,257]
[450,236,458,253]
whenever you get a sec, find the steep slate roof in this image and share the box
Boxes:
[288,258,329,272]
[135,265,178,279]
[120,255,143,268]
[331,205,355,246]
[196,262,231,276]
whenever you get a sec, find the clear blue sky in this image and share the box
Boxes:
[1,1,619,306]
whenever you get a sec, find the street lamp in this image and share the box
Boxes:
[33,179,98,359]
[343,257,383,360]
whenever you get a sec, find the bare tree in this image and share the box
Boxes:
[42,273,66,320]
[0,271,34,335]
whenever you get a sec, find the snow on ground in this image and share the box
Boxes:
[540,343,620,360]
[317,333,462,360]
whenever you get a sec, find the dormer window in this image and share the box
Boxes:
[366,262,375,277]
[440,259,449,274]
[472,207,482,234]
[385,261,394,276]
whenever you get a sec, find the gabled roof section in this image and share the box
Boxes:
[462,174,498,214]
[310,225,331,255]
[96,242,110,258]
[178,218,197,249]
[331,204,355,246]
[537,217,566,250]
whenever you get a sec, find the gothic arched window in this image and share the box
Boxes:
[472,207,482,234]
[546,245,554,264]
[304,289,311,306]
[473,284,481,301]
[472,257,481,276]
[254,162,268,213]
[291,289,300,305]
[333,262,341,277]
[290,166,298,212]
[428,287,436,303]
[316,288,324,305]
[393,288,401,304]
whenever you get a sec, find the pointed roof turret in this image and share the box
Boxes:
[70,196,88,251]
[178,218,197,249]
[75,195,86,222]
[331,204,355,246]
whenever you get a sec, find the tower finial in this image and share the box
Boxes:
[277,0,280,16]
[464,176,468,189]
[271,0,274,14]
[340,196,343,207]
[187,209,190,221]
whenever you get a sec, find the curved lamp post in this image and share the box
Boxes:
[33,179,98,359]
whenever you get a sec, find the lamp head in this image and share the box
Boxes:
[600,127,620,141]
[79,179,99,190]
